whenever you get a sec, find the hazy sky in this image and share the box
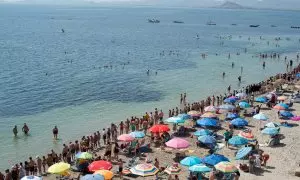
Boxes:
[1,0,300,10]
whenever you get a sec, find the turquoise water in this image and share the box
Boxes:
[0,5,300,169]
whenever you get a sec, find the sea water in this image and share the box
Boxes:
[0,4,300,169]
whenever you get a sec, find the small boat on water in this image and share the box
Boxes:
[148,19,160,23]
[271,25,277,27]
[249,25,260,27]
[173,21,184,24]
[206,21,216,25]
[291,26,300,29]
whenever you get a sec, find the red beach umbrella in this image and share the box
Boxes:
[149,124,170,133]
[88,160,112,172]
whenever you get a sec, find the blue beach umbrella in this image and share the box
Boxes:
[198,135,216,144]
[228,136,248,146]
[226,113,239,119]
[255,97,268,103]
[239,102,250,108]
[262,128,279,135]
[231,118,248,127]
[277,103,289,109]
[180,156,202,166]
[224,98,236,104]
[189,164,211,172]
[235,147,252,160]
[165,117,185,124]
[280,111,294,118]
[21,176,42,180]
[253,113,268,121]
[202,154,229,166]
[194,129,212,136]
[219,104,235,111]
[129,131,145,138]
[178,114,191,120]
[196,118,218,127]
[265,122,280,128]
[81,174,104,180]
[296,73,300,78]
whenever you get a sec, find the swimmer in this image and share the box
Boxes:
[222,72,225,78]
[263,61,266,69]
[13,125,18,137]
[22,123,29,135]
[147,70,150,75]
[238,76,241,82]
[53,126,58,140]
[232,62,234,68]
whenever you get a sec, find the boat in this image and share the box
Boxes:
[148,19,160,23]
[271,25,277,27]
[249,25,260,27]
[291,26,300,29]
[206,21,216,25]
[173,21,184,24]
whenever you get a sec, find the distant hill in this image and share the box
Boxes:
[217,1,248,9]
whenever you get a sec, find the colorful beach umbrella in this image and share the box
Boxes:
[235,93,247,99]
[149,124,170,133]
[224,98,236,104]
[164,165,181,175]
[228,136,248,146]
[253,113,268,121]
[261,128,279,135]
[202,154,229,166]
[265,122,280,128]
[231,118,248,127]
[198,135,216,144]
[21,176,42,180]
[130,164,159,177]
[226,113,239,119]
[291,116,300,121]
[238,131,255,141]
[88,161,112,172]
[280,111,294,118]
[165,138,190,149]
[201,112,218,118]
[129,131,145,138]
[218,104,235,111]
[189,164,211,173]
[196,118,218,127]
[177,113,191,120]
[277,96,287,101]
[204,106,218,112]
[81,174,104,180]
[75,152,93,160]
[93,170,114,180]
[215,162,238,173]
[180,156,202,166]
[235,147,252,160]
[165,116,185,124]
[48,162,70,174]
[239,101,250,108]
[117,134,134,142]
[274,103,289,110]
[193,129,212,136]
[188,111,201,117]
[255,96,268,103]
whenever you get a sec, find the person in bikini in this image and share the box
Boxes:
[22,123,29,135]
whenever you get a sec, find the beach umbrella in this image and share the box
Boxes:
[21,176,42,180]
[215,162,238,173]
[165,138,190,149]
[188,111,201,117]
[291,116,300,121]
[253,113,268,121]
[235,147,252,160]
[129,131,145,138]
[196,118,218,127]
[224,98,236,104]
[239,102,250,108]
[265,122,280,128]
[277,96,287,101]
[180,156,202,166]
[280,111,294,118]
[165,116,185,124]
[226,113,239,119]
[202,154,229,166]
[189,164,211,173]
[236,93,247,99]
[255,96,268,103]
[93,170,114,180]
[261,128,279,135]
[81,174,104,180]
[88,161,112,172]
[75,152,93,160]
[266,92,277,100]
[274,103,289,110]
[117,134,134,142]
[204,106,218,112]
[218,104,235,111]
[238,131,255,141]
[149,124,170,133]
[198,135,216,144]
[177,113,191,120]
[201,112,218,118]
[231,118,248,127]
[164,165,181,175]
[193,129,212,136]
[296,73,300,78]
[48,162,70,174]
[228,136,248,146]
[130,164,159,177]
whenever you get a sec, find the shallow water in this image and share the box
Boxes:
[0,5,300,169]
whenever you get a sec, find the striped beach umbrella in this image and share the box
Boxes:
[204,106,218,112]
[189,164,211,172]
[93,170,114,180]
[117,134,134,142]
[201,112,218,118]
[48,162,70,174]
[81,174,104,180]
[238,131,255,141]
[130,164,159,177]
[235,147,252,160]
[215,162,238,173]
[164,165,181,175]
[180,156,202,166]
[228,136,248,146]
[21,176,42,180]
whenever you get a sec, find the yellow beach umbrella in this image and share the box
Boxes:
[94,170,114,180]
[48,162,70,174]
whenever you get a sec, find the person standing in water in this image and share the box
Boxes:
[13,125,18,137]
[22,123,29,135]
[238,76,241,82]
[232,62,234,68]
[53,126,58,140]
[222,72,225,78]
[263,61,266,69]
